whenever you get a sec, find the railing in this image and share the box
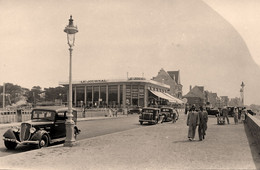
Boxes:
[0,110,31,124]
[245,113,260,146]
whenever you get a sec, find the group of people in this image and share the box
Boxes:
[186,105,248,141]
[186,105,208,141]
[108,107,118,117]
[220,106,247,125]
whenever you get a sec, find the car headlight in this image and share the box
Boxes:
[30,127,36,133]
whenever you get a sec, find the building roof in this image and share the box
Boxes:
[59,78,170,89]
[183,86,205,99]
[167,71,180,84]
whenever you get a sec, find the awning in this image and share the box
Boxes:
[149,90,182,103]
[164,93,184,104]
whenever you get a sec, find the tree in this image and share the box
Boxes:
[0,83,26,107]
[44,86,67,102]
[26,86,42,104]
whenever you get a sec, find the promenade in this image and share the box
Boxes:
[1,113,260,170]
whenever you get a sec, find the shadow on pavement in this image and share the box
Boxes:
[244,123,260,169]
[0,141,64,157]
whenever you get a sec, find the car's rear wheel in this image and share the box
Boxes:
[38,135,49,148]
[140,121,143,125]
[4,141,17,150]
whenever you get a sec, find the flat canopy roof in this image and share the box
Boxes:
[59,78,170,89]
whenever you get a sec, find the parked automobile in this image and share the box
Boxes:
[139,107,160,125]
[3,106,80,150]
[206,107,219,116]
[247,109,256,116]
[128,106,142,114]
[160,107,179,123]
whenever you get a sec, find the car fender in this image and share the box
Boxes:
[31,130,50,141]
[3,129,18,140]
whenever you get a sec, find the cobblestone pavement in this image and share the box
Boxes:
[1,113,260,170]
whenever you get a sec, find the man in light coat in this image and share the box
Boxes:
[187,105,200,141]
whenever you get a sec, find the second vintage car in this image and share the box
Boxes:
[160,107,179,123]
[139,107,160,125]
[3,106,80,150]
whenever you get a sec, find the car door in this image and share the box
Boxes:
[53,112,66,139]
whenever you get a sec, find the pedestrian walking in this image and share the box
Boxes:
[198,106,208,141]
[222,106,230,124]
[115,108,118,117]
[187,105,200,141]
[241,108,246,123]
[108,107,113,117]
[172,108,177,123]
[233,107,239,124]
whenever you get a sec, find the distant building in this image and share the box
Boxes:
[229,97,242,107]
[60,77,183,108]
[205,91,218,108]
[183,86,206,107]
[220,96,229,107]
[152,68,183,98]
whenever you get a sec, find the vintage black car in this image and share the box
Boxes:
[128,106,142,114]
[3,107,80,150]
[247,109,256,116]
[139,107,160,125]
[206,107,219,116]
[160,107,179,123]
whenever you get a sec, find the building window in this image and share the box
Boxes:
[108,85,118,107]
[86,86,92,107]
[93,86,99,106]
[100,86,106,106]
[75,87,84,107]
[120,85,123,105]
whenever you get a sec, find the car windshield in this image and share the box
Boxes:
[143,109,154,113]
[161,108,172,112]
[32,110,55,121]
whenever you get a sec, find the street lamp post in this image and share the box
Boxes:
[240,81,245,107]
[64,15,78,147]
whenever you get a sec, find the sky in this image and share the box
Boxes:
[1,0,260,105]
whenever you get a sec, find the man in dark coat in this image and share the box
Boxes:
[222,106,230,124]
[187,105,200,141]
[198,106,208,141]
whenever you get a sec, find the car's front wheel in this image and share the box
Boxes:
[4,141,17,150]
[140,121,143,125]
[38,135,49,149]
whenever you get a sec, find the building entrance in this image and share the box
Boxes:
[132,99,138,106]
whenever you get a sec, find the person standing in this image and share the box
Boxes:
[185,105,189,115]
[172,107,179,123]
[234,107,239,124]
[187,105,200,141]
[241,108,246,123]
[222,106,230,124]
[198,106,208,141]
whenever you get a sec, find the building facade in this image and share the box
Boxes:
[152,68,183,98]
[60,77,182,108]
[183,86,206,107]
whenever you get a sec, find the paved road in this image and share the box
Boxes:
[1,113,260,169]
[0,115,140,157]
[77,115,141,140]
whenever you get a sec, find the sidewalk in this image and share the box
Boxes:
[1,114,260,170]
